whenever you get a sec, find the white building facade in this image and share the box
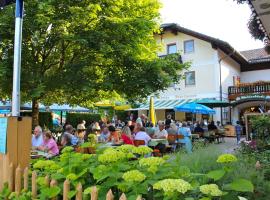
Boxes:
[134,23,270,126]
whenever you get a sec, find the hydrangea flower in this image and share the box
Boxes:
[122,170,146,183]
[82,154,92,160]
[200,184,223,196]
[153,179,192,195]
[117,145,136,153]
[139,157,165,167]
[33,160,60,171]
[98,148,126,163]
[132,146,153,155]
[216,154,237,163]
[66,173,77,181]
[61,146,74,153]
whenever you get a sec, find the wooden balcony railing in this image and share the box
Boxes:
[228,82,270,100]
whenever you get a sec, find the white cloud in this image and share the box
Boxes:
[160,0,264,51]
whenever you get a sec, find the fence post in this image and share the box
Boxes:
[106,189,114,200]
[32,171,37,198]
[63,179,70,200]
[15,165,22,195]
[45,175,50,187]
[23,167,28,191]
[8,163,14,191]
[136,196,142,200]
[119,193,127,200]
[50,179,58,200]
[91,186,98,200]
[76,183,82,200]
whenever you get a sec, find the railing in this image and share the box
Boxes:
[228,82,270,100]
[0,157,142,200]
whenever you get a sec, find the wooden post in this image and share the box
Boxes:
[23,167,28,191]
[50,179,58,200]
[8,163,14,191]
[15,165,22,195]
[119,193,127,200]
[45,175,50,187]
[0,117,32,190]
[136,196,142,200]
[32,171,37,198]
[106,189,114,200]
[63,179,70,200]
[76,183,82,200]
[91,186,98,200]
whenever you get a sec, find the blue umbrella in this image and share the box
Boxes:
[174,102,216,114]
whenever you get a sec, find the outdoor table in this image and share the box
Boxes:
[97,142,122,149]
[31,150,52,159]
[148,139,168,147]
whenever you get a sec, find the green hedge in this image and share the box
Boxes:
[20,112,53,129]
[66,113,101,127]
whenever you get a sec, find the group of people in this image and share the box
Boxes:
[31,114,243,157]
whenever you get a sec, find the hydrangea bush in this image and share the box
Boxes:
[3,146,255,200]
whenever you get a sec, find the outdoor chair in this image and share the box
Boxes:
[134,140,145,147]
[166,134,177,153]
[175,134,184,149]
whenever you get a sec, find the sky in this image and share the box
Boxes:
[160,0,264,51]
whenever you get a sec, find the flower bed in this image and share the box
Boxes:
[1,145,256,199]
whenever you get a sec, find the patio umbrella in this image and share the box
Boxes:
[174,102,216,115]
[149,96,156,125]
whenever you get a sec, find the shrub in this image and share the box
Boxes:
[66,113,101,127]
[20,111,53,129]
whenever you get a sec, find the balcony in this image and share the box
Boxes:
[228,81,270,101]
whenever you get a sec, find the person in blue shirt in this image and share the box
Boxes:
[178,122,192,153]
[62,125,78,146]
[235,121,242,145]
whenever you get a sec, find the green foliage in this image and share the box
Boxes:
[12,144,259,200]
[228,179,254,192]
[20,111,53,129]
[0,0,190,108]
[251,115,270,144]
[66,113,101,127]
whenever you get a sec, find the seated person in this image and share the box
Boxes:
[99,126,110,142]
[107,125,120,143]
[121,126,134,145]
[194,124,204,137]
[167,123,178,135]
[76,124,86,145]
[63,125,78,146]
[36,130,59,156]
[145,122,155,137]
[32,125,43,148]
[60,134,73,153]
[153,121,168,139]
[134,126,151,146]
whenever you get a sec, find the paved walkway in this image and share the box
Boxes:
[210,136,247,154]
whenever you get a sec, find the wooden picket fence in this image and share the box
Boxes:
[2,164,142,200]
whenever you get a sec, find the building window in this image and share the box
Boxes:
[167,43,177,54]
[185,71,195,86]
[184,40,194,53]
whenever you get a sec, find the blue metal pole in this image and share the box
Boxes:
[11,0,23,116]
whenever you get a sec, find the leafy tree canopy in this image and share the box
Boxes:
[0,0,189,108]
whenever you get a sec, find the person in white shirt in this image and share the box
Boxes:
[134,125,151,145]
[32,125,43,147]
[153,121,168,139]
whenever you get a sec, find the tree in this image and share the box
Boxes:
[0,0,190,126]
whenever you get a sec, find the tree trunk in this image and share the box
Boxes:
[32,98,39,128]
